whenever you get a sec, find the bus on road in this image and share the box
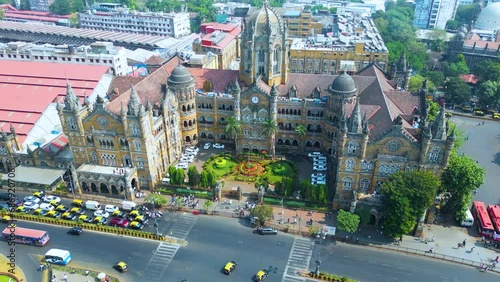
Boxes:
[1,227,49,246]
[471,201,495,238]
[44,249,72,265]
[487,205,500,241]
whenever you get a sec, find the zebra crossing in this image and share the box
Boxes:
[140,242,180,282]
[168,213,198,240]
[282,237,314,282]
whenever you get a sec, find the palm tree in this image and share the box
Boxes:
[295,124,307,150]
[262,119,278,158]
[224,117,242,149]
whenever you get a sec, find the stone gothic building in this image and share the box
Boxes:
[2,3,454,208]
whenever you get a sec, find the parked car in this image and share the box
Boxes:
[39,203,55,211]
[203,143,212,149]
[70,207,85,215]
[61,212,77,221]
[313,156,327,162]
[55,205,69,213]
[105,205,119,213]
[23,201,39,210]
[92,216,107,225]
[311,173,326,178]
[78,215,92,223]
[33,208,48,216]
[32,191,45,198]
[311,180,326,185]
[313,161,327,166]
[112,210,126,218]
[94,210,110,218]
[42,195,61,204]
[175,162,189,169]
[255,269,269,281]
[213,143,225,149]
[45,210,61,218]
[223,261,237,275]
[129,221,144,230]
[110,217,129,228]
[133,215,149,224]
[67,227,83,236]
[308,152,322,158]
[313,165,327,171]
[23,196,40,204]
[257,227,278,235]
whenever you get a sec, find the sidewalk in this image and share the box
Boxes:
[50,269,93,282]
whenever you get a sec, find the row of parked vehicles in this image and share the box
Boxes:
[5,191,154,231]
[175,146,199,169]
[308,152,327,185]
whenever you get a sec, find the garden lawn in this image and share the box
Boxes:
[264,161,297,184]
[204,156,238,179]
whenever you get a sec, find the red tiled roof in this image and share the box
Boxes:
[107,76,145,101]
[459,74,479,85]
[201,33,236,49]
[43,134,68,153]
[144,55,166,65]
[463,31,500,51]
[201,22,241,34]
[187,68,239,92]
[0,60,109,144]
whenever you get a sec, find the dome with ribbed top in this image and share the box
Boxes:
[168,65,193,85]
[329,71,357,97]
[246,3,284,38]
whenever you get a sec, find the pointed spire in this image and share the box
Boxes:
[138,104,145,116]
[270,82,278,96]
[146,98,152,111]
[64,81,80,111]
[348,99,363,133]
[127,85,142,116]
[120,102,126,116]
[10,123,15,135]
[233,78,241,92]
[431,106,447,140]
[362,113,370,135]
[399,51,407,71]
[340,114,348,132]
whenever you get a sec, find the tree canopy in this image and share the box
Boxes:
[444,77,471,105]
[441,152,485,221]
[336,210,360,233]
[49,0,84,15]
[250,204,274,225]
[381,171,439,237]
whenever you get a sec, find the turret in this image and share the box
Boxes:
[64,82,81,112]
[431,106,447,140]
[270,83,278,121]
[233,78,241,121]
[348,99,362,134]
[127,85,142,116]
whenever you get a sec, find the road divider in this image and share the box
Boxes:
[2,212,187,246]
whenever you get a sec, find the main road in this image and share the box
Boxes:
[1,215,498,282]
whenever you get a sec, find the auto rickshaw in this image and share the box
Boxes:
[114,261,128,272]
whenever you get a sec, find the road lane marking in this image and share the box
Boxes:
[282,237,314,282]
[139,242,180,282]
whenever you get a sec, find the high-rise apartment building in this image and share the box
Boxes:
[413,0,460,29]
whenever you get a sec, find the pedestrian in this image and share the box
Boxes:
[294,218,297,224]
[481,236,485,242]
[63,274,68,282]
[495,256,499,263]
[470,246,475,252]
[432,236,435,242]
[400,235,403,242]
[356,237,359,244]
[39,263,44,271]
[287,218,290,223]
[463,239,467,247]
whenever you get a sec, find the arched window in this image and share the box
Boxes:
[133,140,142,152]
[347,140,359,154]
[136,157,145,169]
[90,152,98,164]
[359,178,370,192]
[345,158,355,171]
[130,123,140,136]
[342,177,353,191]
[66,117,77,130]
[428,147,441,163]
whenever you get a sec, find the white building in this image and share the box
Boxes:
[78,10,191,38]
[0,41,128,76]
[413,0,460,29]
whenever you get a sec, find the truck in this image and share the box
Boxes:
[122,201,137,211]
[85,201,101,211]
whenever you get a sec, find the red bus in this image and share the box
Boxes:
[471,201,495,238]
[2,227,50,246]
[487,205,500,241]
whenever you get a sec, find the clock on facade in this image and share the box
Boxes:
[251,96,259,104]
[98,117,109,128]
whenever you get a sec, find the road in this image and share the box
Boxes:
[451,116,500,205]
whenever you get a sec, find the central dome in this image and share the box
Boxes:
[168,65,193,85]
[247,4,284,37]
[474,3,500,31]
[329,72,357,96]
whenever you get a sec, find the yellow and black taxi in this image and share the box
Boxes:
[1,215,12,223]
[45,210,62,218]
[493,112,500,119]
[49,200,59,207]
[70,207,85,215]
[255,269,269,281]
[474,110,485,116]
[129,221,144,230]
[112,210,125,218]
[128,210,142,218]
[78,215,92,223]
[92,216,107,225]
[223,261,237,275]
[71,199,85,207]
[15,206,27,213]
[62,212,77,221]
[33,191,45,198]
[133,215,149,224]
[33,208,48,216]
[55,205,69,213]
[114,261,128,272]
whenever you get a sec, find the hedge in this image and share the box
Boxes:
[158,188,214,199]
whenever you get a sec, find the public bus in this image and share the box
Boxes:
[44,249,72,265]
[471,201,495,238]
[487,205,500,241]
[1,227,49,246]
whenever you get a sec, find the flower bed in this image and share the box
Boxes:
[214,158,227,168]
[237,162,266,177]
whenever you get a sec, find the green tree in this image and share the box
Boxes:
[477,80,500,108]
[424,71,445,87]
[383,195,415,237]
[446,54,470,77]
[144,193,168,207]
[426,100,440,122]
[19,0,30,10]
[200,170,209,188]
[0,9,4,20]
[408,74,425,93]
[187,166,200,187]
[250,204,273,225]
[381,171,439,237]
[203,199,213,211]
[446,19,460,30]
[50,0,71,14]
[427,29,447,52]
[224,117,242,148]
[300,180,313,201]
[355,205,371,225]
[474,61,500,83]
[317,184,327,204]
[336,210,360,234]
[444,77,471,105]
[168,165,177,183]
[68,13,79,27]
[441,153,486,221]
[262,119,278,158]
[455,4,480,24]
[294,124,307,150]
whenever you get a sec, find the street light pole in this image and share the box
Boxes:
[315,230,325,275]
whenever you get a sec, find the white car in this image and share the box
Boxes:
[188,146,199,153]
[314,156,327,162]
[314,161,327,166]
[308,152,323,158]
[176,162,189,169]
[312,179,327,185]
[312,174,326,180]
[39,203,55,211]
[204,143,212,149]
[23,196,40,204]
[186,148,198,155]
[93,210,110,218]
[43,195,61,204]
[313,165,327,171]
[181,155,194,163]
[311,173,326,178]
[23,201,39,210]
[104,205,119,213]
[213,143,225,149]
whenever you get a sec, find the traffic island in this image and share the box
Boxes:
[307,271,357,282]
[50,265,120,282]
[0,254,26,282]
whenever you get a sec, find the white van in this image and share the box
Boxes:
[162,177,170,184]
[122,200,137,211]
[85,201,101,211]
[461,209,474,227]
